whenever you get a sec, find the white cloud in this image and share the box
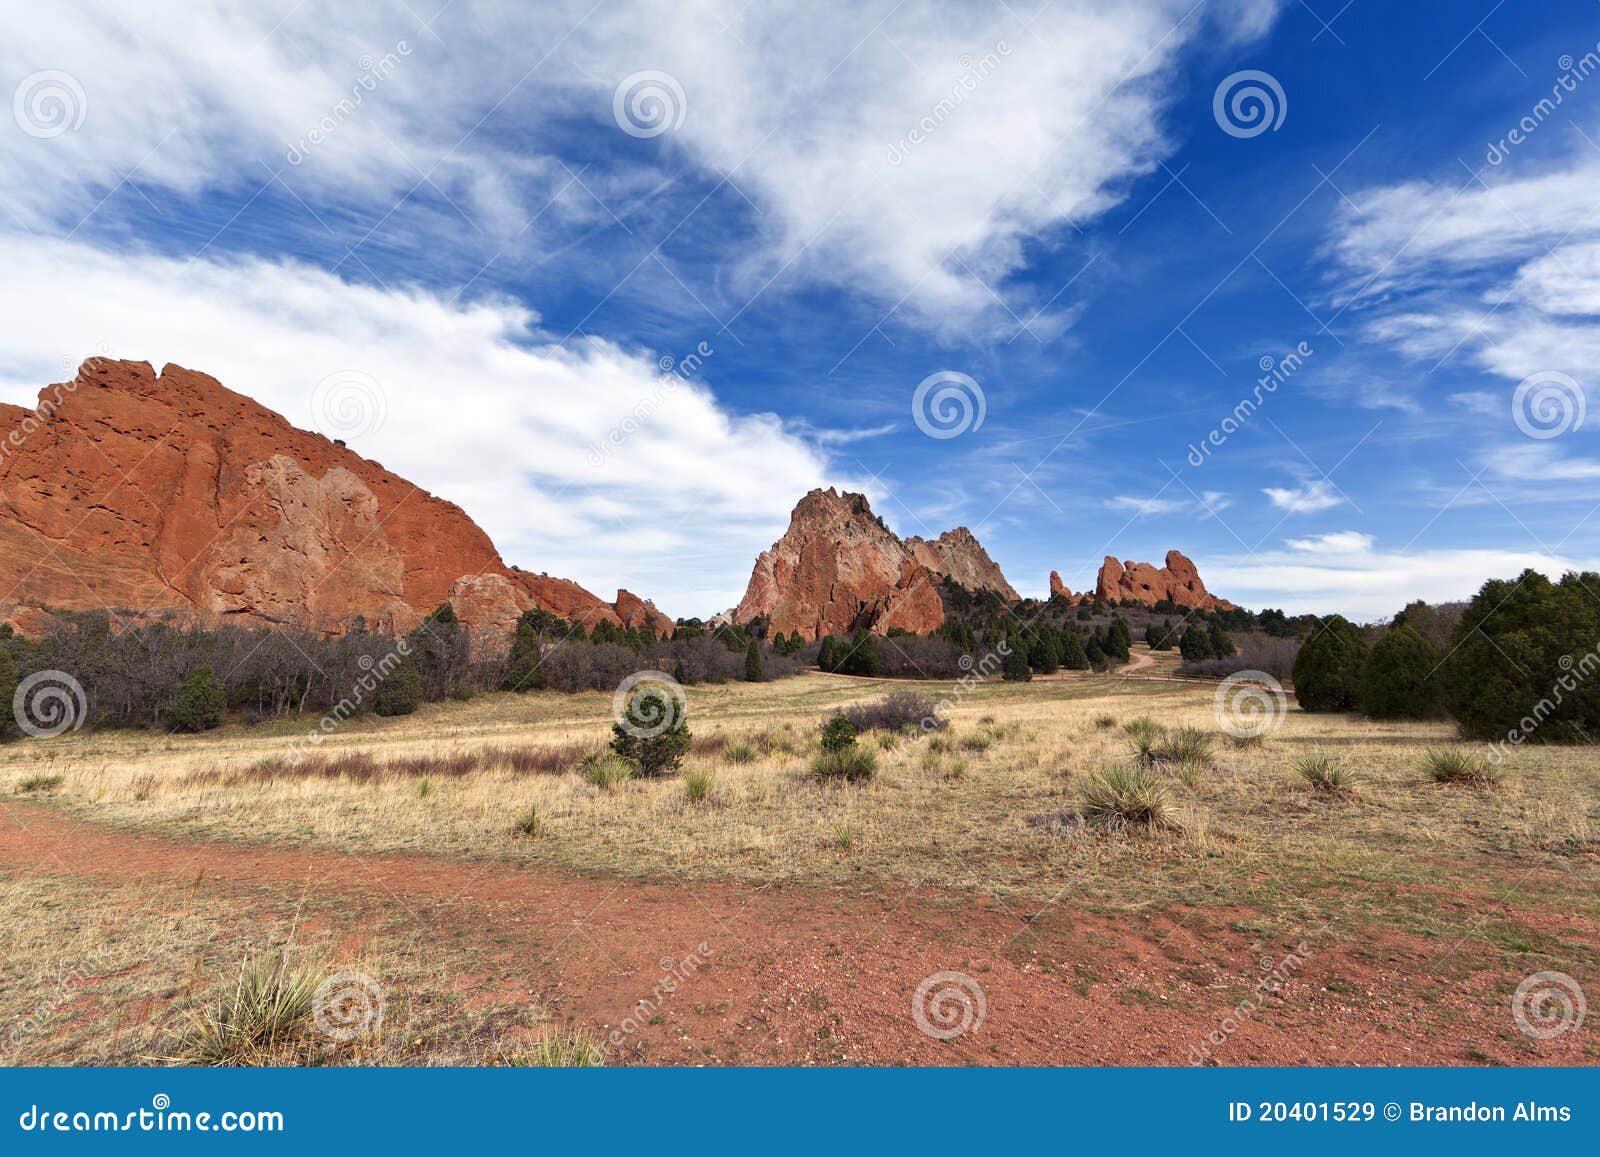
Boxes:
[1208,539,1595,619]
[1284,530,1374,555]
[1262,478,1342,513]
[0,0,1281,333]
[0,233,855,616]
[1105,490,1231,517]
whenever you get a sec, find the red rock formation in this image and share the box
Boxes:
[1093,550,1235,611]
[733,488,1017,639]
[0,359,672,642]
[1049,570,1070,599]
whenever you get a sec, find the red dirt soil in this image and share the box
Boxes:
[1,803,1582,1066]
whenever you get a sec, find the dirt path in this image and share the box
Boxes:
[0,802,1576,1066]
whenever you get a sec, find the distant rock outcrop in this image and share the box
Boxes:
[0,358,672,641]
[734,488,1017,639]
[1093,550,1235,611]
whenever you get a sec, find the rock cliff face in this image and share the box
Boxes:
[0,358,671,640]
[1093,550,1235,611]
[733,488,1016,639]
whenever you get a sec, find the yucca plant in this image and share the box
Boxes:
[171,955,320,1065]
[1295,752,1358,794]
[1155,726,1214,765]
[1079,765,1175,829]
[1422,748,1498,787]
[809,746,878,782]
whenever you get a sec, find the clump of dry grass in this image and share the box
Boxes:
[513,805,541,836]
[1093,713,1117,730]
[1294,752,1358,794]
[1078,765,1177,830]
[810,745,877,782]
[579,751,633,792]
[1423,748,1499,787]
[723,742,758,765]
[16,772,65,793]
[505,1031,606,1067]
[684,769,715,803]
[1154,726,1214,765]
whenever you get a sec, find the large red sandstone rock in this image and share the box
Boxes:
[733,488,1017,639]
[1092,550,1235,611]
[0,359,672,642]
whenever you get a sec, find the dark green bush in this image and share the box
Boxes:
[610,690,691,777]
[168,667,225,733]
[1360,625,1439,719]
[374,656,423,716]
[1292,614,1368,712]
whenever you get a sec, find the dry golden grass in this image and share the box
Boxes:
[4,668,1598,928]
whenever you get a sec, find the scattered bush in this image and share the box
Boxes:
[514,805,541,836]
[610,689,691,777]
[1423,748,1499,787]
[1078,765,1176,829]
[1093,713,1117,729]
[1294,752,1358,794]
[820,714,857,753]
[723,742,757,764]
[15,772,65,793]
[843,690,944,733]
[957,732,992,753]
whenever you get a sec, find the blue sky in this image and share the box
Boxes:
[4,0,1600,619]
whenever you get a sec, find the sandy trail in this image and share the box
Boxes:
[0,802,1572,1066]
